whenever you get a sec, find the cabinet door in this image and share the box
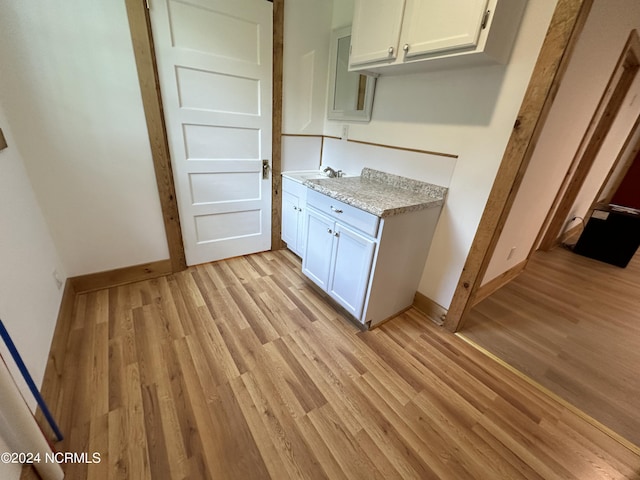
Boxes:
[402,0,488,58]
[350,0,406,67]
[328,223,376,320]
[302,208,335,291]
[282,190,301,255]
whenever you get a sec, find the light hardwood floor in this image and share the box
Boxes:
[25,250,640,479]
[463,247,640,449]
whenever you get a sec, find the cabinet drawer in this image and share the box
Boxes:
[306,189,379,237]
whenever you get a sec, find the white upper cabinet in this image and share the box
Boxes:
[350,0,406,66]
[349,0,526,75]
[402,0,488,58]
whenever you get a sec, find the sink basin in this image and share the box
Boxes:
[282,169,353,184]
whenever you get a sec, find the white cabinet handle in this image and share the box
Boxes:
[330,206,343,213]
[403,44,409,53]
[388,46,394,55]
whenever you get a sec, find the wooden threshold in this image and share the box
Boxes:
[462,246,640,451]
[456,333,640,457]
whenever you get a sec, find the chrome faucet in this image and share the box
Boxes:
[323,166,343,178]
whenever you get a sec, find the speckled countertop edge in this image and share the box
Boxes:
[303,168,447,218]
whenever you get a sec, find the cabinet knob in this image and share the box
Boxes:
[333,231,340,237]
[403,43,409,53]
[388,46,394,55]
[327,228,333,234]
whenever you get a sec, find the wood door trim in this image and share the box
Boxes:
[597,115,640,205]
[124,0,186,273]
[444,0,594,332]
[579,107,640,234]
[272,0,285,250]
[538,29,640,251]
[125,0,284,264]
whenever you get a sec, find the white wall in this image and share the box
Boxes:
[0,113,55,480]
[317,1,558,308]
[0,105,65,412]
[331,0,354,29]
[283,0,333,134]
[0,1,169,277]
[484,0,640,283]
[0,435,21,480]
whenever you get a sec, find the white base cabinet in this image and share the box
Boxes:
[303,206,376,319]
[281,177,307,257]
[302,188,442,328]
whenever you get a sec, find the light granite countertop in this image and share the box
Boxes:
[303,168,447,218]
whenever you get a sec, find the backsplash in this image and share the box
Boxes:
[322,138,457,187]
[281,135,458,188]
[281,135,323,172]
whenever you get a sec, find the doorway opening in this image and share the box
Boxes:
[457,22,640,455]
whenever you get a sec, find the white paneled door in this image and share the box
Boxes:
[150,0,273,265]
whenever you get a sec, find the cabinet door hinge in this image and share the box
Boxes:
[145,0,150,10]
[481,10,491,29]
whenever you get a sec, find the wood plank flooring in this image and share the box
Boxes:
[25,250,640,479]
[463,247,640,449]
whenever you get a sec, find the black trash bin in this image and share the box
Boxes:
[573,204,640,268]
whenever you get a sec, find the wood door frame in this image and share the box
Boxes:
[595,115,640,206]
[444,0,594,332]
[537,29,640,251]
[124,0,284,272]
[125,0,186,273]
